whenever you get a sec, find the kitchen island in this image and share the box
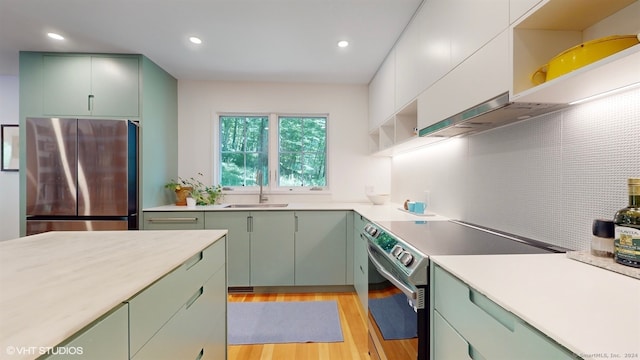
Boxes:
[0,229,227,360]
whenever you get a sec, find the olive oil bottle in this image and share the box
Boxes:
[614,178,640,267]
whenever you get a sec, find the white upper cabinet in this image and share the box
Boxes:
[449,0,509,66]
[509,0,543,24]
[395,11,423,111]
[418,0,453,90]
[368,49,396,131]
[418,30,510,130]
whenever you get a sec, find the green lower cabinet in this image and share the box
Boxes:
[142,211,205,230]
[294,211,348,286]
[250,211,296,286]
[353,213,369,312]
[204,211,251,286]
[42,304,129,360]
[431,264,578,360]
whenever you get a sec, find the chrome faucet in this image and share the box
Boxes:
[256,170,268,203]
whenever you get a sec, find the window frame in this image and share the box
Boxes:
[213,112,330,194]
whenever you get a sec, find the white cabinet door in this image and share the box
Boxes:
[395,14,422,111]
[368,50,396,131]
[418,30,510,130]
[450,0,509,66]
[418,0,453,90]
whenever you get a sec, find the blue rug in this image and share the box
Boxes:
[369,293,417,340]
[227,301,344,345]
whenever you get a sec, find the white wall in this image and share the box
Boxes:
[391,88,640,251]
[0,75,20,241]
[177,80,390,203]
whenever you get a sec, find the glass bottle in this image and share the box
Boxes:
[613,178,640,267]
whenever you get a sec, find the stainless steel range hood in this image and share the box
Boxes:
[418,92,567,138]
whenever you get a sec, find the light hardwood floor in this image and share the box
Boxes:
[227,291,370,360]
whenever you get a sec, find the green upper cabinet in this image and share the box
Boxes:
[42,54,139,117]
[294,211,348,286]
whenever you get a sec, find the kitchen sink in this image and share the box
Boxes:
[223,203,289,208]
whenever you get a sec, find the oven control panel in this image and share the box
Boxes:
[363,223,426,276]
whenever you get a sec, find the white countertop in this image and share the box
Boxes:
[431,254,640,358]
[144,202,449,222]
[0,230,227,360]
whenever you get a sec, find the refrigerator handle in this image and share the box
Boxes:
[88,94,94,111]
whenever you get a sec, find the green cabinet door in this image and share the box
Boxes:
[250,211,295,286]
[42,304,129,360]
[42,55,139,117]
[91,56,139,117]
[43,55,92,116]
[353,213,369,311]
[294,211,348,286]
[205,211,251,286]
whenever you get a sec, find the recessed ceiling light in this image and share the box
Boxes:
[47,33,64,41]
[337,40,349,48]
[189,36,202,44]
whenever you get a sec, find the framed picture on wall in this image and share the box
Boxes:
[1,124,19,172]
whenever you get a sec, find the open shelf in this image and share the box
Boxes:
[511,0,639,102]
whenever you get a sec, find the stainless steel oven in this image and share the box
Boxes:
[363,223,430,360]
[361,220,563,360]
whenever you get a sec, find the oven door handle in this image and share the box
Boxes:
[366,244,418,300]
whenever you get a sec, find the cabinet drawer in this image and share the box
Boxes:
[132,264,226,360]
[434,266,576,360]
[433,310,476,360]
[143,211,205,230]
[129,239,225,356]
[43,304,129,360]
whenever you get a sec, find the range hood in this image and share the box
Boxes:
[418,92,567,138]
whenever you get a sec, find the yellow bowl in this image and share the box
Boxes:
[531,34,640,85]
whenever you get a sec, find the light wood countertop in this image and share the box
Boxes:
[0,229,227,360]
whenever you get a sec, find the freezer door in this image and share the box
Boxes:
[77,119,129,216]
[26,220,129,236]
[26,118,78,216]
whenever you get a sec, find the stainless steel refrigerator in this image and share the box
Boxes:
[26,118,138,235]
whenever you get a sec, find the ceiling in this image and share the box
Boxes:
[0,0,423,84]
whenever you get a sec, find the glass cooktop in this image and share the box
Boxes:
[373,220,564,258]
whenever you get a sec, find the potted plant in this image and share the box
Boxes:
[165,173,223,206]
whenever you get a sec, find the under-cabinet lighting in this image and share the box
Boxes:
[47,33,64,40]
[569,83,640,105]
[337,40,349,48]
[189,36,202,44]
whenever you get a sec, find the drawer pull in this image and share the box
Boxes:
[468,343,487,360]
[148,217,198,223]
[185,251,204,270]
[195,348,204,360]
[469,289,514,331]
[186,286,204,309]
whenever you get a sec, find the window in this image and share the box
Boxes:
[217,114,328,191]
[219,116,269,186]
[278,116,326,187]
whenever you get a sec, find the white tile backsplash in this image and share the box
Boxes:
[391,88,640,250]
